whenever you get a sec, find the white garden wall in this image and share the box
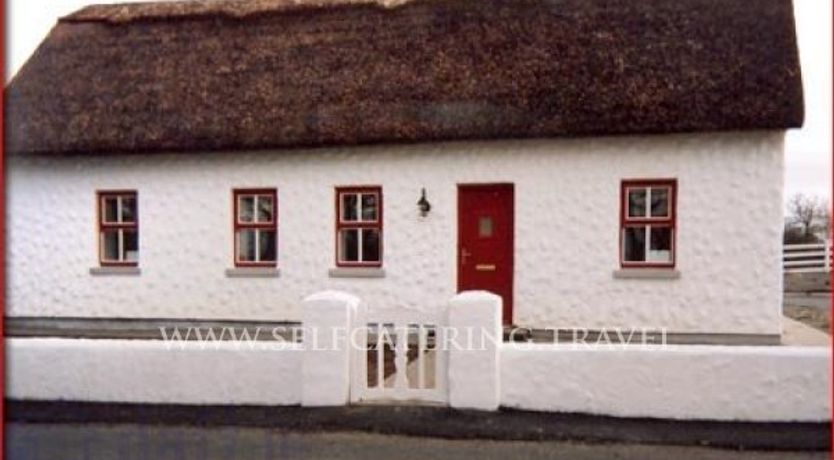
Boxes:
[7,337,828,422]
[501,343,831,422]
[6,289,829,422]
[6,338,302,405]
[7,131,785,335]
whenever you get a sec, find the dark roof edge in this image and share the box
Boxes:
[5,128,793,157]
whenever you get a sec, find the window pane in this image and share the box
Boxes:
[339,229,359,262]
[102,230,120,261]
[342,194,358,221]
[650,188,669,217]
[362,228,381,262]
[103,197,119,223]
[627,188,647,218]
[239,196,255,223]
[649,227,673,262]
[121,196,137,223]
[361,194,378,221]
[478,216,493,237]
[257,196,274,223]
[258,230,276,262]
[123,230,139,261]
[623,227,646,262]
[237,229,256,262]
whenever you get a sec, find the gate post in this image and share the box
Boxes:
[447,291,502,411]
[301,290,359,407]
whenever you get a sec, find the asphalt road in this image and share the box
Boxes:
[7,423,828,460]
[784,293,832,311]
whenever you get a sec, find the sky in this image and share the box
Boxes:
[6,0,833,203]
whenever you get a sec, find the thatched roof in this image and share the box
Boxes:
[6,0,804,155]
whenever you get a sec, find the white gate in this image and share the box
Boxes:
[784,240,833,273]
[350,307,447,405]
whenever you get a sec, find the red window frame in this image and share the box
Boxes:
[335,186,383,268]
[233,188,278,267]
[619,179,677,268]
[97,190,139,267]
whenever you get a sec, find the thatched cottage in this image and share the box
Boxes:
[6,0,803,343]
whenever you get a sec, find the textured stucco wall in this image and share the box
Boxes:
[501,343,831,422]
[7,338,303,404]
[7,131,785,334]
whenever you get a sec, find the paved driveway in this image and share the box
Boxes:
[7,423,828,460]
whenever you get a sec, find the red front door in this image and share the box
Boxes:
[457,184,514,325]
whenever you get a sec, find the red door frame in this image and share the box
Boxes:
[457,183,515,325]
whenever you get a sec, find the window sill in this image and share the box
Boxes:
[90,266,141,276]
[225,267,281,278]
[613,268,680,280]
[328,267,386,278]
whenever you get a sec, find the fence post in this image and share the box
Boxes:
[301,290,359,407]
[446,291,502,411]
[826,240,832,272]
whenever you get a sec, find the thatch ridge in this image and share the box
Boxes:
[63,0,411,24]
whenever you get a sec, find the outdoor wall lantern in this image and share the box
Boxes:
[417,188,432,217]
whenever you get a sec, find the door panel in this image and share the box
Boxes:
[457,184,514,324]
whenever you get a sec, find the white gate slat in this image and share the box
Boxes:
[784,250,828,258]
[417,325,426,390]
[376,323,384,389]
[784,242,828,250]
[394,327,408,393]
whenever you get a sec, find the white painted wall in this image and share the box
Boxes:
[9,335,828,422]
[7,338,303,405]
[501,343,831,422]
[301,290,358,406]
[7,131,785,334]
[447,291,502,411]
